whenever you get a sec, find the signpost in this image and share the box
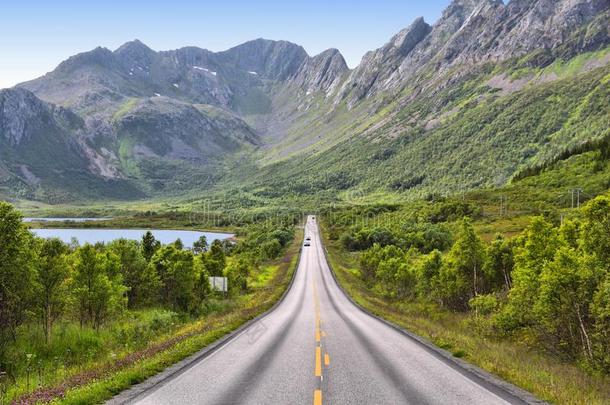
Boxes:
[209,276,228,293]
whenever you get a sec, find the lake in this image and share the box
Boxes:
[31,228,234,249]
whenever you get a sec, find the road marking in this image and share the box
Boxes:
[312,245,324,405]
[324,353,330,366]
[315,346,322,376]
[314,389,322,405]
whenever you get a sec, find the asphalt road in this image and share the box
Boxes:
[128,216,531,405]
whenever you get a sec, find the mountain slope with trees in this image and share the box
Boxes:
[0,0,608,208]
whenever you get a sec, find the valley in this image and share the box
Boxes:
[1,0,609,404]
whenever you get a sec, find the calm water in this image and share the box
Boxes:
[31,228,233,249]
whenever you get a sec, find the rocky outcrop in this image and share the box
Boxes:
[115,97,257,161]
[338,0,609,105]
[435,0,610,65]
[338,17,431,106]
[290,49,349,95]
[0,88,80,146]
[0,88,120,190]
[217,39,309,80]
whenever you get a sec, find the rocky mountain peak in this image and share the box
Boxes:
[336,16,432,106]
[336,0,608,105]
[114,39,158,74]
[390,17,432,56]
[115,39,156,60]
[218,38,309,80]
[55,46,116,74]
[291,48,349,95]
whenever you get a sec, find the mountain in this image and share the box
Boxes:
[2,0,609,204]
[337,0,609,106]
[240,0,610,201]
[0,88,140,202]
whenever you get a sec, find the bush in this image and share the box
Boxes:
[469,294,499,316]
[260,239,282,260]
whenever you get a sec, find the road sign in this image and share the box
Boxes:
[209,276,228,292]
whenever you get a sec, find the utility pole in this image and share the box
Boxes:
[499,195,508,217]
[571,188,583,208]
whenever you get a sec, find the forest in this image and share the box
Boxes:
[325,196,610,374]
[0,202,295,402]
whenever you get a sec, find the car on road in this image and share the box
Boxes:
[305,236,311,241]
[304,241,311,247]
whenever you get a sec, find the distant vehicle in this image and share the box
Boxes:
[306,236,311,241]
[304,241,311,247]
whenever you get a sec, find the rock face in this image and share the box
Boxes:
[338,17,432,106]
[291,49,349,95]
[217,39,309,80]
[0,88,129,198]
[115,97,257,162]
[338,0,609,105]
[0,88,87,150]
[20,38,349,113]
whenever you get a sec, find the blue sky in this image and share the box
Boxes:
[0,1,450,89]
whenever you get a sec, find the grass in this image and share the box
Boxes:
[5,226,303,404]
[112,98,139,122]
[320,222,610,405]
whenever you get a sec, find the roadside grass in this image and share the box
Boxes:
[7,226,303,404]
[321,224,610,405]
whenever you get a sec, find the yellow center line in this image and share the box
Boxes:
[315,346,322,377]
[313,270,324,404]
[314,389,322,405]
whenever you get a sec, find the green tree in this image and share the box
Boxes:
[108,239,160,308]
[504,217,561,327]
[152,246,196,311]
[534,248,603,361]
[375,256,404,298]
[0,203,36,357]
[193,235,208,254]
[142,231,160,262]
[415,250,443,300]
[484,234,514,292]
[202,240,226,277]
[195,259,212,302]
[260,239,282,260]
[442,219,487,306]
[72,245,127,329]
[359,244,403,284]
[225,256,251,293]
[591,274,610,371]
[581,196,610,264]
[394,249,419,300]
[35,238,70,344]
[435,261,469,310]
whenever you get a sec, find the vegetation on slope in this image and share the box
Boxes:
[318,148,610,403]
